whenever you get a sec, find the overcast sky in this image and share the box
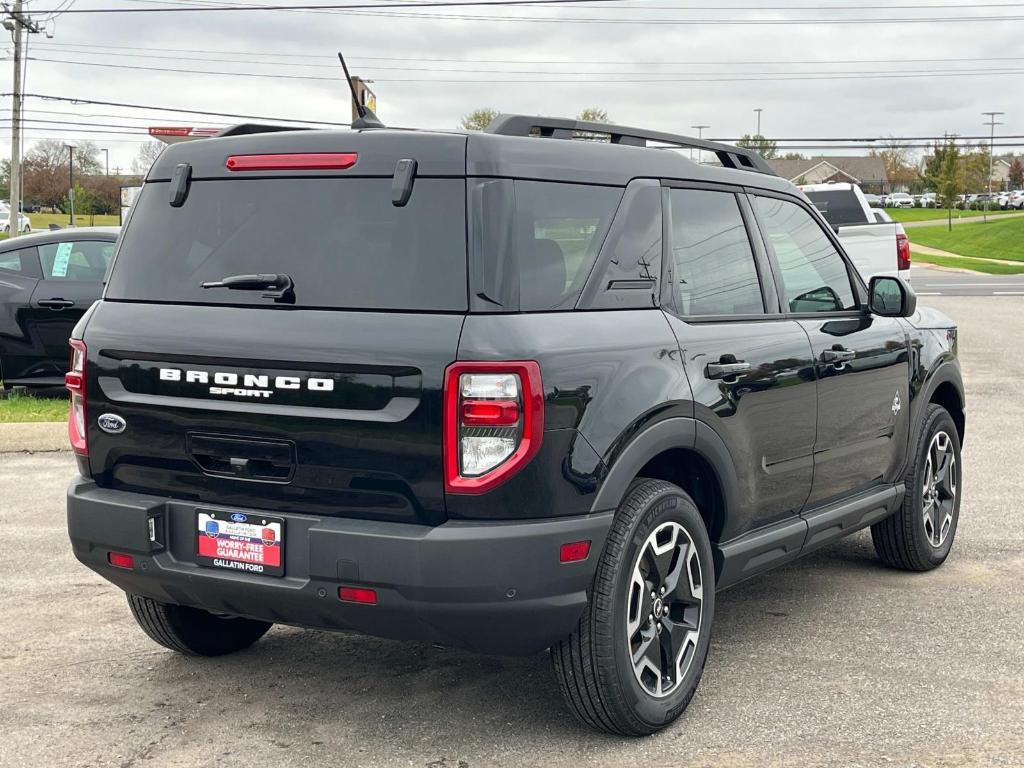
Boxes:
[2,0,1021,173]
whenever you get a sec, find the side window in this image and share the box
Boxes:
[0,247,39,277]
[753,196,857,313]
[38,241,115,281]
[668,188,765,316]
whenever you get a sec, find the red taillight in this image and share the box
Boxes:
[443,361,543,495]
[107,551,134,569]
[559,541,591,563]
[66,339,87,456]
[338,586,378,605]
[897,233,911,271]
[225,153,357,172]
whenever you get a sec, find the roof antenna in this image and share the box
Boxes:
[338,52,385,130]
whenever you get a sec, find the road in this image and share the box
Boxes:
[911,264,1024,296]
[1,296,1022,768]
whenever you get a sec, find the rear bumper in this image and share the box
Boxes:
[67,477,612,655]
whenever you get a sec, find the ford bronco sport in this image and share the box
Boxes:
[66,115,965,736]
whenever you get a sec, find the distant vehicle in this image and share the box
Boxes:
[863,193,883,208]
[1007,190,1024,209]
[0,203,31,234]
[886,192,915,209]
[920,192,938,208]
[799,182,911,283]
[0,227,119,388]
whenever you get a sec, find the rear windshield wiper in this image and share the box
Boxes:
[201,273,295,303]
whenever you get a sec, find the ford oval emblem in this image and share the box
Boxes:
[230,513,248,523]
[97,413,126,434]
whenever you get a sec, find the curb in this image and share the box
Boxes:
[0,421,70,454]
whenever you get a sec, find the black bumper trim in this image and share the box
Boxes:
[67,477,613,655]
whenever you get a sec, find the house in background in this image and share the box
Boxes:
[767,156,889,194]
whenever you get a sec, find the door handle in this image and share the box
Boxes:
[37,298,75,310]
[706,357,752,380]
[822,346,856,364]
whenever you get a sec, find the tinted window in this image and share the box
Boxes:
[108,178,467,311]
[0,246,37,275]
[803,189,870,228]
[669,188,764,316]
[754,196,857,313]
[470,180,621,311]
[39,240,115,281]
[587,181,662,309]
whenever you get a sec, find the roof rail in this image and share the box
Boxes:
[215,123,314,138]
[484,114,777,176]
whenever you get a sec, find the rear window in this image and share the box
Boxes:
[803,189,870,228]
[107,178,467,311]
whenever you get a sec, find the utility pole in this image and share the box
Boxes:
[982,111,1004,224]
[65,143,75,226]
[101,148,109,176]
[5,2,40,239]
[754,108,763,136]
[690,124,709,164]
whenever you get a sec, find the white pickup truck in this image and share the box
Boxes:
[799,183,911,284]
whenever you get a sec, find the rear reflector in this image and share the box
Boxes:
[225,153,357,172]
[560,540,591,563]
[460,399,520,426]
[108,552,135,569]
[338,586,378,605]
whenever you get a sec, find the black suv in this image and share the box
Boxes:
[66,116,964,736]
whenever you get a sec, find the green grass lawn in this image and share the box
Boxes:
[908,217,1024,263]
[911,252,1024,275]
[0,391,69,423]
[886,207,1021,223]
[0,212,120,241]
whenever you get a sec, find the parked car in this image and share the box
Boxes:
[0,202,32,234]
[886,192,915,209]
[920,192,938,208]
[1008,190,1024,209]
[0,227,119,388]
[66,116,964,736]
[863,193,883,208]
[799,182,911,283]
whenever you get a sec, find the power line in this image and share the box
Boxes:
[5,0,661,13]
[8,92,345,126]
[25,55,1024,82]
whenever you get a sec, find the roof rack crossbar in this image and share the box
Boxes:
[484,114,776,176]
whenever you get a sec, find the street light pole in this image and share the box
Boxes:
[66,144,75,227]
[690,124,709,164]
[101,148,109,176]
[982,111,1004,224]
[754,108,763,136]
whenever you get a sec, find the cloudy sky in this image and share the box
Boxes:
[2,0,1021,173]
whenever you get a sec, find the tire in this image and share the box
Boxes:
[127,593,272,656]
[871,404,962,571]
[552,479,715,736]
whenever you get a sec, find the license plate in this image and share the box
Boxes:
[196,511,284,577]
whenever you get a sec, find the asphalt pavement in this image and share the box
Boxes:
[911,264,1024,296]
[1,295,1022,768]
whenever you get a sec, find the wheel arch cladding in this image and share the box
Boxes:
[929,380,965,444]
[590,417,735,543]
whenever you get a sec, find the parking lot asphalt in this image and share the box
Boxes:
[912,265,1024,297]
[1,295,1022,768]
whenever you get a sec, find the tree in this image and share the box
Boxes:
[925,139,963,231]
[1007,157,1023,189]
[781,152,805,160]
[132,141,165,175]
[963,144,990,196]
[736,134,778,160]
[460,108,498,132]
[577,107,610,123]
[870,138,916,190]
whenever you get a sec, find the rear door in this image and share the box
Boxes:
[0,245,43,383]
[86,158,467,526]
[661,183,817,540]
[26,238,116,378]
[749,192,911,508]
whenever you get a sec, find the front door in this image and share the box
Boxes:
[662,185,817,540]
[750,193,911,508]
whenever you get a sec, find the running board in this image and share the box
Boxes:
[714,484,904,589]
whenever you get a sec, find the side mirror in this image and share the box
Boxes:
[869,275,917,318]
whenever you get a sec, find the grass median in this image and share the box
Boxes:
[887,207,1021,223]
[911,252,1024,274]
[0,391,69,423]
[908,216,1024,263]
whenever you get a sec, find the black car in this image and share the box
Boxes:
[65,117,964,736]
[0,227,119,388]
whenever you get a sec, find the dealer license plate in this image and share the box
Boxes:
[196,510,284,577]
